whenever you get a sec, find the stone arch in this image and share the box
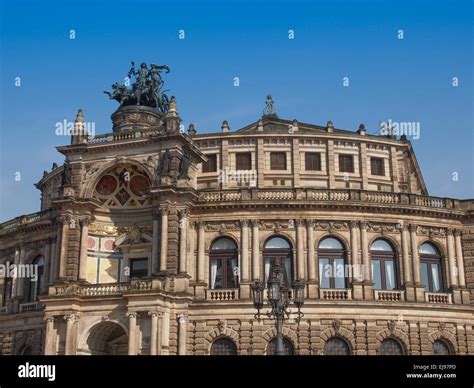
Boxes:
[262,326,298,354]
[260,232,295,251]
[320,326,356,353]
[428,330,458,354]
[368,235,401,255]
[315,232,350,251]
[418,239,446,258]
[83,159,153,199]
[204,327,240,354]
[24,250,45,265]
[375,327,410,354]
[78,318,128,355]
[206,234,240,252]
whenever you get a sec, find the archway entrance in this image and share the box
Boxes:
[85,321,128,355]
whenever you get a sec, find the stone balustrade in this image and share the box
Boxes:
[19,301,42,313]
[321,288,352,300]
[198,188,459,211]
[425,292,452,304]
[53,280,153,297]
[206,289,239,301]
[374,290,405,302]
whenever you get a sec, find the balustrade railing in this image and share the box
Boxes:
[206,289,239,301]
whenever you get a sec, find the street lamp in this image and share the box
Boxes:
[251,258,305,355]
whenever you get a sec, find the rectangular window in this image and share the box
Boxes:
[236,152,252,170]
[338,154,354,173]
[371,157,385,176]
[371,260,382,290]
[421,262,429,292]
[129,258,148,279]
[333,258,346,288]
[319,258,330,288]
[305,152,321,171]
[384,260,395,290]
[203,154,217,172]
[270,152,287,170]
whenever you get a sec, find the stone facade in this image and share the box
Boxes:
[0,101,472,356]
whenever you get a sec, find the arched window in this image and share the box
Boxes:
[263,236,293,287]
[210,238,238,289]
[371,239,397,290]
[432,340,451,355]
[379,338,404,355]
[324,337,351,355]
[419,242,443,292]
[318,237,346,289]
[26,256,44,302]
[267,337,294,355]
[210,338,237,355]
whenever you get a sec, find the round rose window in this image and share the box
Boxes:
[130,175,150,196]
[95,175,118,196]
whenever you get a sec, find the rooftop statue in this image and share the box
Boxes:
[263,95,277,117]
[104,61,171,114]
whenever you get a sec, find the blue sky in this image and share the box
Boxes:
[0,0,472,221]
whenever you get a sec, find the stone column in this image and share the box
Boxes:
[251,220,260,280]
[241,220,249,282]
[78,217,91,282]
[151,210,160,275]
[446,229,457,287]
[307,221,316,280]
[161,311,170,355]
[360,222,370,282]
[197,222,205,283]
[360,221,373,300]
[454,230,466,287]
[188,222,196,280]
[401,223,411,284]
[42,240,52,293]
[350,221,363,300]
[49,238,57,284]
[409,224,424,302]
[58,215,71,280]
[410,224,421,284]
[178,314,188,355]
[16,247,26,300]
[149,312,159,355]
[44,317,56,355]
[127,312,137,355]
[64,314,77,355]
[160,207,168,272]
[296,220,305,279]
[179,211,188,273]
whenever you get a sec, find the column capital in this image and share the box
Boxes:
[80,216,94,227]
[453,229,462,237]
[64,314,77,323]
[58,214,72,224]
[148,311,161,318]
[250,219,259,228]
[295,219,305,227]
[197,221,205,229]
[360,221,369,230]
[349,220,358,229]
[446,228,454,236]
[306,219,315,228]
[408,224,417,233]
[159,206,169,216]
[241,220,249,228]
[178,209,190,219]
[44,316,55,323]
[126,312,137,319]
[178,314,188,324]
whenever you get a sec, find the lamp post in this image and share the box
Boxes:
[251,258,305,355]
